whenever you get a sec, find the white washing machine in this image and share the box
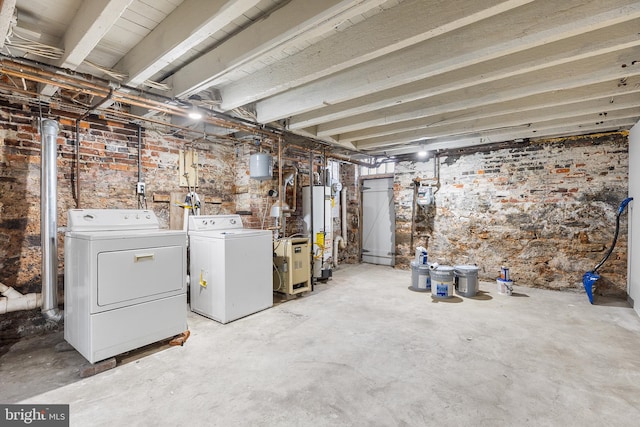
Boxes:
[64,209,187,364]
[188,214,272,324]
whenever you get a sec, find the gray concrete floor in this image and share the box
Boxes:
[2,263,640,426]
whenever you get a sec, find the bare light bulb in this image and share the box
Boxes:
[188,110,202,120]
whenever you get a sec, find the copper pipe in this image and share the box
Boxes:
[1,57,377,165]
[0,57,276,138]
[0,81,242,144]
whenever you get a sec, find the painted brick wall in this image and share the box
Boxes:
[395,132,629,296]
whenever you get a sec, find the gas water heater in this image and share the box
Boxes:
[302,185,333,280]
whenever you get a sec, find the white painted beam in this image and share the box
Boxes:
[219,0,533,111]
[340,86,640,144]
[290,19,640,130]
[354,100,640,149]
[316,48,640,136]
[256,0,640,123]
[115,0,261,88]
[169,0,386,98]
[0,0,16,49]
[371,119,637,155]
[39,0,132,97]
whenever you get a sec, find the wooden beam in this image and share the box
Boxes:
[39,0,133,97]
[168,0,375,98]
[290,19,640,131]
[341,86,640,144]
[354,103,640,149]
[220,0,533,111]
[316,48,640,136]
[0,0,16,49]
[370,119,636,155]
[255,0,640,123]
[115,0,261,88]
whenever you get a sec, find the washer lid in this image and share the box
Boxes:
[189,228,271,239]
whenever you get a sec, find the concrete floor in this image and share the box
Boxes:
[2,263,640,426]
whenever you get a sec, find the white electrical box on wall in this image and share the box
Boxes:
[179,149,198,187]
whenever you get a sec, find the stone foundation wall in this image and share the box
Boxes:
[395,132,629,297]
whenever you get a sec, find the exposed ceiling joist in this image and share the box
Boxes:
[39,0,133,97]
[257,0,640,124]
[4,0,640,156]
[167,0,387,98]
[318,48,640,137]
[220,0,533,112]
[289,19,640,131]
[115,0,262,88]
[0,0,16,50]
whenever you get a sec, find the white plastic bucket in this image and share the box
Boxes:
[454,265,479,297]
[431,266,454,298]
[414,247,428,265]
[497,279,513,295]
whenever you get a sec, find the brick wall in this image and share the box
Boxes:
[395,132,629,296]
[0,99,361,339]
[0,101,240,339]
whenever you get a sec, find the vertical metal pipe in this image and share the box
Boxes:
[40,119,62,321]
[277,137,283,237]
[137,125,143,181]
[74,120,81,208]
[309,150,314,290]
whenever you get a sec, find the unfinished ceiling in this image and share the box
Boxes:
[1,0,639,157]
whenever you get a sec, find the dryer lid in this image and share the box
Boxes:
[67,209,160,231]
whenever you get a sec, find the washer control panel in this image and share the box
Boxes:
[188,215,244,231]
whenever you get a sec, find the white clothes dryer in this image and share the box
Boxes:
[64,209,187,363]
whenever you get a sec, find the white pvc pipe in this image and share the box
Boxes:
[0,283,23,299]
[0,283,43,314]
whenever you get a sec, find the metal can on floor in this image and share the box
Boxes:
[431,266,454,298]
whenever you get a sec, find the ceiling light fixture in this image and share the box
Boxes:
[188,108,202,120]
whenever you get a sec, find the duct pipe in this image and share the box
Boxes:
[40,119,62,322]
